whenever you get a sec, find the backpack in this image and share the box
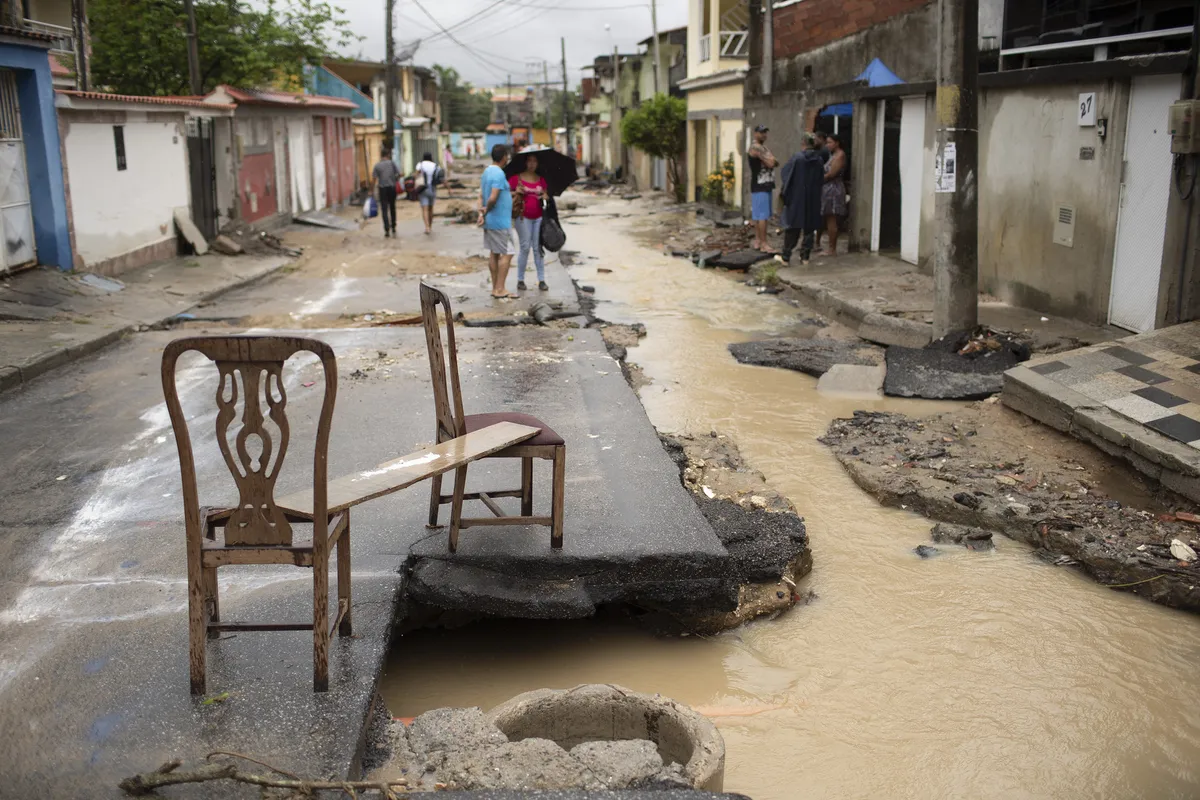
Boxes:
[414,167,427,191]
[540,215,566,252]
[433,165,446,187]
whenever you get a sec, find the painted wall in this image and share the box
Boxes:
[686,82,743,112]
[306,66,374,118]
[322,116,354,207]
[3,42,72,268]
[236,115,278,222]
[773,0,929,60]
[978,80,1130,323]
[61,112,189,267]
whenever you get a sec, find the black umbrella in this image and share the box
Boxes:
[503,147,578,197]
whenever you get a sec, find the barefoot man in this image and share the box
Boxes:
[479,144,515,298]
[747,125,778,253]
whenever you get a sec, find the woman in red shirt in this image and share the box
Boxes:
[509,153,550,291]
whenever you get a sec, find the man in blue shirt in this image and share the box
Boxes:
[479,144,515,298]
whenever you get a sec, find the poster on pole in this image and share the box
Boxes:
[934,142,957,193]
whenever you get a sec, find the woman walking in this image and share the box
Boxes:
[509,152,550,291]
[821,134,847,257]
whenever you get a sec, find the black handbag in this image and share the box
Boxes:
[540,195,566,252]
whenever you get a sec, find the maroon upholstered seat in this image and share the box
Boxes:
[464,412,564,447]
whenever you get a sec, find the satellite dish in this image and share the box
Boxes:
[394,40,421,62]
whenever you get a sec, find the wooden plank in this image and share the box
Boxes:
[460,516,552,527]
[202,544,314,568]
[478,492,505,517]
[277,422,541,515]
[209,623,314,632]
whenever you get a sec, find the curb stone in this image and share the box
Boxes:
[0,257,290,395]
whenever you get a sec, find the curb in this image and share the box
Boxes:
[779,274,934,347]
[0,258,291,395]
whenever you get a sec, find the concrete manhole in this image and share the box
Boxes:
[486,684,726,791]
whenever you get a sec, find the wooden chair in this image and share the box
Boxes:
[162,336,349,695]
[419,282,566,552]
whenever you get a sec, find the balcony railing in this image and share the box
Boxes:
[719,29,749,57]
[22,18,74,53]
[699,33,711,62]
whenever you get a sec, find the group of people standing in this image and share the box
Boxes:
[478,143,550,299]
[746,125,847,265]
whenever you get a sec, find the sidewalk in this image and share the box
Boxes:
[1005,321,1200,504]
[0,252,290,392]
[777,252,1118,352]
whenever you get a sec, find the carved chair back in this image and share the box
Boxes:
[419,283,466,443]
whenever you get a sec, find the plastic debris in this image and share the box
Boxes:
[701,485,715,499]
[1170,538,1197,563]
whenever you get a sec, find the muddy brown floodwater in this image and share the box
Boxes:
[382,198,1200,799]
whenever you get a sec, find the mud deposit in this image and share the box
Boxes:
[821,402,1200,610]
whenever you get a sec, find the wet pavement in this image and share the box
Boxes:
[0,199,744,796]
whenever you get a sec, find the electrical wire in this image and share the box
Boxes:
[410,0,515,78]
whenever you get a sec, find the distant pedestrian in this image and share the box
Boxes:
[747,124,778,253]
[509,152,550,292]
[443,145,455,197]
[821,133,847,257]
[479,144,515,299]
[371,146,400,238]
[414,152,438,235]
[779,134,824,265]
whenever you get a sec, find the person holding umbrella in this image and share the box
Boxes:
[509,152,550,291]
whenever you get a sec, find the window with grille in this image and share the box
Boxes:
[113,125,127,171]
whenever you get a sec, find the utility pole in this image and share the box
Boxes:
[612,46,622,174]
[650,0,661,95]
[933,0,979,338]
[184,0,202,95]
[70,0,89,90]
[561,38,571,155]
[385,0,397,153]
[506,74,513,141]
[542,59,551,130]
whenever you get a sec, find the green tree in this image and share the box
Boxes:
[90,0,358,96]
[620,93,687,201]
[433,65,493,132]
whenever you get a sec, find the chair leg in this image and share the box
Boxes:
[337,514,352,637]
[313,549,330,692]
[427,472,443,528]
[203,566,220,640]
[521,457,534,517]
[449,465,468,553]
[551,446,565,549]
[187,561,207,695]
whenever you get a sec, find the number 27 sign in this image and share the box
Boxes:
[1078,93,1096,127]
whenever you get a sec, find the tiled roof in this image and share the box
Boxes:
[56,90,235,110]
[215,85,357,110]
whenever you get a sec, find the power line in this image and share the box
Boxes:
[410,0,513,79]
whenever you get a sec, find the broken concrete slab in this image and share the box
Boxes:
[817,363,885,396]
[706,249,772,271]
[884,345,1018,400]
[172,207,209,254]
[0,299,60,321]
[295,210,361,231]
[858,311,932,348]
[210,234,244,255]
[729,337,884,377]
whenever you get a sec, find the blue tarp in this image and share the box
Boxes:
[818,59,906,117]
[855,57,905,87]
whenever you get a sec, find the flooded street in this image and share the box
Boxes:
[383,198,1200,799]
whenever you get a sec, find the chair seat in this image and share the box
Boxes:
[464,412,564,447]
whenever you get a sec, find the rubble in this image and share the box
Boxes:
[883,328,1030,400]
[729,338,884,378]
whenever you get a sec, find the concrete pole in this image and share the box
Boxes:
[612,46,623,174]
[761,0,773,96]
[184,0,202,95]
[71,0,88,90]
[561,37,571,154]
[506,74,512,140]
[933,0,979,338]
[650,0,661,95]
[385,0,397,152]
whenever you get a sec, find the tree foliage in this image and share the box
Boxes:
[620,93,687,200]
[90,0,358,96]
[433,65,493,132]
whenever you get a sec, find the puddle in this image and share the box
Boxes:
[382,199,1200,799]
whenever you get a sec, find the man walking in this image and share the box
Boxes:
[747,125,778,253]
[371,146,400,238]
[779,133,824,265]
[479,144,515,298]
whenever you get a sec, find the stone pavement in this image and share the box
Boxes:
[0,252,290,393]
[777,252,1118,351]
[1004,321,1200,503]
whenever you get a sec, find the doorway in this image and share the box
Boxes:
[0,68,36,274]
[186,116,218,241]
[899,96,925,265]
[871,99,903,253]
[1109,74,1180,332]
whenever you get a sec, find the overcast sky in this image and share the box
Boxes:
[337,0,689,90]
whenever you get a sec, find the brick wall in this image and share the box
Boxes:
[773,0,930,59]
